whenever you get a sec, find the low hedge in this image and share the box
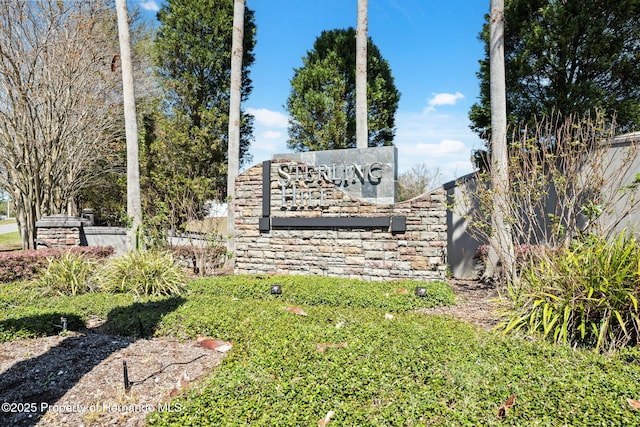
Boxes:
[0,247,114,283]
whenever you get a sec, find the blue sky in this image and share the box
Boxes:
[137,0,488,181]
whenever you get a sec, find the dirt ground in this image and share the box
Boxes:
[416,278,500,330]
[0,278,497,427]
[0,330,225,427]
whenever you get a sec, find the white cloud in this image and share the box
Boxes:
[247,108,289,128]
[414,139,467,157]
[245,109,291,169]
[139,0,160,12]
[252,140,282,153]
[394,109,480,180]
[263,130,283,139]
[424,92,465,113]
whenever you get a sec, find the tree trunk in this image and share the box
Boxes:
[226,0,245,268]
[116,0,143,251]
[485,0,516,283]
[355,0,368,149]
[14,188,35,250]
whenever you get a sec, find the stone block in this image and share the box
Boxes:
[345,256,365,265]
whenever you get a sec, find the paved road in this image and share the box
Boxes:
[0,222,18,234]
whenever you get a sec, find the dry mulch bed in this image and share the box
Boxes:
[416,278,500,330]
[0,329,224,427]
[0,278,497,426]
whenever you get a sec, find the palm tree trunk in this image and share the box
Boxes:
[486,0,516,283]
[116,0,142,251]
[226,0,245,267]
[355,0,368,149]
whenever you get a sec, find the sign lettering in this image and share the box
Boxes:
[277,162,384,209]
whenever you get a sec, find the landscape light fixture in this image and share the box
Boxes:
[270,284,282,295]
[414,286,427,297]
[123,359,131,392]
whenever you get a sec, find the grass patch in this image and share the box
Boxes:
[2,275,640,425]
[0,231,21,251]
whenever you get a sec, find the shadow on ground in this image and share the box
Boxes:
[0,297,185,427]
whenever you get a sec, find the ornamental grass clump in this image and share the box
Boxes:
[100,250,187,297]
[500,231,640,352]
[34,252,99,296]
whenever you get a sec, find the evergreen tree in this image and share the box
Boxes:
[470,0,640,141]
[151,0,256,198]
[286,28,399,151]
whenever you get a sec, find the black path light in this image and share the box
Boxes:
[414,286,427,297]
[270,284,282,295]
[123,359,131,392]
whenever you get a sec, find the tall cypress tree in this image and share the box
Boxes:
[286,28,399,152]
[151,0,256,198]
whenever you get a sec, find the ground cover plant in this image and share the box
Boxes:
[147,276,640,426]
[2,275,640,425]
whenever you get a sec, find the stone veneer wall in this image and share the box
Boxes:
[234,160,448,282]
[35,215,84,248]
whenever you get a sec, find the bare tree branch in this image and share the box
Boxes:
[0,0,123,248]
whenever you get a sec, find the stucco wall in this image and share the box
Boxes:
[444,132,640,279]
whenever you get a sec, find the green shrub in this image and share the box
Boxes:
[499,231,640,352]
[100,250,187,297]
[34,252,99,295]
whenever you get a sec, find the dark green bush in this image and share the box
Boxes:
[499,231,640,352]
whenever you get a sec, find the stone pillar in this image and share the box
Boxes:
[35,215,87,249]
